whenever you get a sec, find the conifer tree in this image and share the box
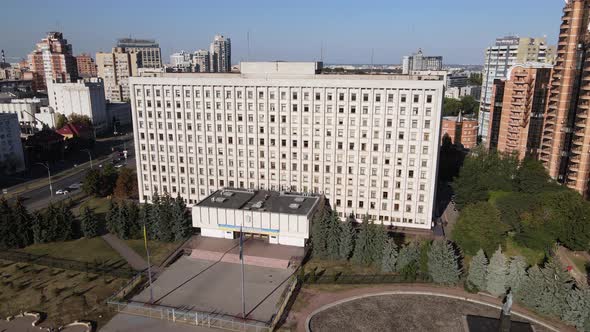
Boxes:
[467,249,488,291]
[105,200,118,234]
[326,211,341,260]
[381,238,398,273]
[563,287,590,331]
[368,221,388,265]
[486,247,507,297]
[396,241,420,272]
[171,195,192,241]
[81,207,99,238]
[506,256,527,295]
[352,216,372,265]
[311,209,328,258]
[427,240,461,285]
[339,217,355,260]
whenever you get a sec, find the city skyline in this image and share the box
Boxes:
[1,0,563,65]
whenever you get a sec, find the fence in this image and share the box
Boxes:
[107,300,271,332]
[304,272,428,285]
[0,250,135,278]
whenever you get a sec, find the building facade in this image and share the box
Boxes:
[96,48,141,102]
[210,35,231,73]
[0,97,56,135]
[193,189,321,247]
[75,54,98,78]
[479,36,555,143]
[48,78,108,133]
[116,38,162,68]
[487,64,552,160]
[402,49,443,75]
[540,0,590,196]
[193,49,210,73]
[0,113,25,173]
[441,113,478,149]
[28,32,78,91]
[130,62,443,229]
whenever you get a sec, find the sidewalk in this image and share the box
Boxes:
[287,284,574,332]
[102,233,150,271]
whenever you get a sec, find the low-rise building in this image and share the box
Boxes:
[193,189,322,247]
[0,113,25,173]
[0,97,57,135]
[441,113,478,149]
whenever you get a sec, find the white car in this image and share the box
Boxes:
[114,164,125,169]
[55,189,70,195]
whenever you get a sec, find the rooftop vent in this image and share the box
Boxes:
[289,203,300,209]
[214,197,227,203]
[294,197,305,203]
[222,191,234,197]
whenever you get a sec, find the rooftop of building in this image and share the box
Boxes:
[196,188,320,216]
[117,38,159,47]
[133,61,446,84]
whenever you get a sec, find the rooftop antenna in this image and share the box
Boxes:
[371,48,375,73]
[247,30,251,61]
[320,41,324,62]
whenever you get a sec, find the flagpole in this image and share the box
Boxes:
[240,225,245,319]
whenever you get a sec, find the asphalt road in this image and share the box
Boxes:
[5,143,136,211]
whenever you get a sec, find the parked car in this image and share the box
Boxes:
[55,189,70,195]
[115,164,125,169]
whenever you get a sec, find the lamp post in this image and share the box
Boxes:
[81,149,93,169]
[35,162,53,199]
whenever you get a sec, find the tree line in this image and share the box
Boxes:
[311,209,461,285]
[83,164,138,200]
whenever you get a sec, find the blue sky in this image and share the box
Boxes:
[0,0,564,65]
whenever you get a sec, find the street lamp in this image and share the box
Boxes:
[81,149,93,169]
[35,162,53,199]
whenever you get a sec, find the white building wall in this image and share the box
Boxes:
[132,64,443,230]
[49,79,108,133]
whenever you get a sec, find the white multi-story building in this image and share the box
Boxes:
[130,62,444,229]
[210,35,231,73]
[402,49,443,75]
[48,78,108,133]
[479,36,555,142]
[192,49,210,73]
[0,97,57,135]
[0,113,25,173]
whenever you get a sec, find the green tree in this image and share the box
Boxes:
[68,113,93,128]
[99,164,118,197]
[493,192,539,233]
[155,195,174,241]
[368,222,388,265]
[443,97,462,116]
[352,216,372,265]
[171,195,192,241]
[396,242,420,274]
[55,113,67,129]
[381,238,398,273]
[427,240,461,285]
[338,217,355,260]
[105,200,118,234]
[81,207,99,238]
[451,202,507,256]
[467,249,488,292]
[514,158,556,194]
[114,168,138,199]
[486,247,507,297]
[82,169,102,196]
[325,211,341,260]
[469,72,482,86]
[311,209,328,258]
[506,256,527,295]
[460,95,479,115]
[55,202,75,241]
[563,287,590,331]
[0,198,17,248]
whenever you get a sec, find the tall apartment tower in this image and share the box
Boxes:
[116,38,162,68]
[479,36,555,143]
[96,48,141,102]
[540,0,590,196]
[130,62,444,230]
[402,49,443,75]
[28,32,78,91]
[488,63,552,160]
[193,49,210,73]
[210,35,231,73]
[76,53,98,78]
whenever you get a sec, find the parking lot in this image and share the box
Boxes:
[132,256,293,322]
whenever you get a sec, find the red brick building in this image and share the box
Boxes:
[75,54,97,78]
[441,113,478,149]
[28,32,78,91]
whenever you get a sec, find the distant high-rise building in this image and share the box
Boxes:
[540,0,590,196]
[479,36,555,143]
[402,49,442,74]
[96,47,141,102]
[209,35,231,72]
[75,53,97,78]
[170,51,192,67]
[488,63,552,160]
[116,38,161,68]
[192,49,210,73]
[28,32,78,91]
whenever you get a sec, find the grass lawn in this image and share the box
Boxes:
[504,238,545,266]
[303,257,380,276]
[563,250,589,273]
[0,259,127,329]
[125,239,182,266]
[74,196,111,217]
[18,237,123,264]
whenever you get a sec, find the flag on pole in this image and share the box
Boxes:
[143,225,149,252]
